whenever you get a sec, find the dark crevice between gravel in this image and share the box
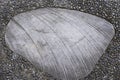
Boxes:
[0,0,120,80]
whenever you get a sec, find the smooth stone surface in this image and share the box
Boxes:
[5,8,115,80]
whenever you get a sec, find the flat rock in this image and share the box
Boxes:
[5,8,115,80]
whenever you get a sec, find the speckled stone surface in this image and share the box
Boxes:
[0,0,119,80]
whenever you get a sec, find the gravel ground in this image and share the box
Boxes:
[0,0,120,80]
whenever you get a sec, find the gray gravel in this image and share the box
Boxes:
[0,0,120,80]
